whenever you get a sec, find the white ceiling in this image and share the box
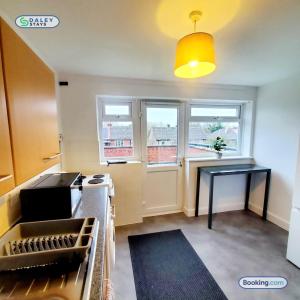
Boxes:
[1,0,300,86]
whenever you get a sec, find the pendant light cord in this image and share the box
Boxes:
[189,10,201,32]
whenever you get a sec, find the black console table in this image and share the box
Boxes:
[195,164,271,229]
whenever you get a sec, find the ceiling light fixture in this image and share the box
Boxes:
[174,10,216,78]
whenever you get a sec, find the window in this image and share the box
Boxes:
[144,104,179,164]
[187,104,242,157]
[97,98,251,162]
[98,98,140,161]
[104,104,130,116]
[191,106,239,118]
[102,121,134,158]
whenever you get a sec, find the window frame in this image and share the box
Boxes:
[185,102,244,157]
[97,96,141,162]
[97,97,252,163]
[102,102,132,121]
[141,100,184,166]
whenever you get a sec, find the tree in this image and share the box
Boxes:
[208,122,224,133]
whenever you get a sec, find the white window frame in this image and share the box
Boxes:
[141,100,184,166]
[97,96,141,162]
[97,97,252,163]
[185,102,244,157]
[102,102,132,121]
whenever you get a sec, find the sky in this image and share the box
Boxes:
[147,107,177,127]
[105,105,178,126]
[105,104,237,127]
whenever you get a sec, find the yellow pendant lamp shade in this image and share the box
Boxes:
[174,11,216,78]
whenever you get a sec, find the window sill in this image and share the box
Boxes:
[146,163,179,171]
[184,156,253,163]
[100,160,142,166]
[99,156,253,166]
[147,162,179,167]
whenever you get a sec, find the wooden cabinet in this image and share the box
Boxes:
[0,19,60,185]
[0,38,15,196]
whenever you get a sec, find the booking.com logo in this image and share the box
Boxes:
[15,15,59,28]
[239,276,288,289]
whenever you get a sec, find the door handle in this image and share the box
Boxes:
[0,174,13,183]
[43,153,62,161]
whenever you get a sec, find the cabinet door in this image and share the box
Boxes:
[0,19,60,185]
[0,37,15,196]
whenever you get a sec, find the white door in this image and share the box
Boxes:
[141,101,184,216]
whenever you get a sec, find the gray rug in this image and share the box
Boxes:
[128,229,228,300]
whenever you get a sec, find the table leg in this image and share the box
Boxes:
[195,168,201,217]
[244,173,252,210]
[263,170,271,220]
[208,175,214,229]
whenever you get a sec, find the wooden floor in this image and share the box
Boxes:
[112,211,300,300]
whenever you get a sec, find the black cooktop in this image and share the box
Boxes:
[88,179,104,184]
[93,174,105,179]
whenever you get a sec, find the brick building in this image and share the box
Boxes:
[103,124,238,162]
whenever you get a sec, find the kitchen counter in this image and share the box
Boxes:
[75,187,109,300]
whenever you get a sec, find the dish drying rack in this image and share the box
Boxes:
[0,217,97,271]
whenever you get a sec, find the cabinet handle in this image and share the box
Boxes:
[0,174,13,183]
[43,153,62,161]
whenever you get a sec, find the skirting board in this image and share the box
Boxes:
[183,202,290,231]
[143,209,182,218]
[115,210,183,227]
[248,202,289,231]
[184,201,244,217]
[115,219,142,227]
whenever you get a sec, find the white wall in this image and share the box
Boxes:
[58,73,257,226]
[251,73,300,230]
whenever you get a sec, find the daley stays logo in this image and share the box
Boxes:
[16,16,59,28]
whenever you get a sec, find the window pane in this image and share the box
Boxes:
[146,107,178,164]
[104,104,129,116]
[188,122,239,155]
[102,121,133,158]
[191,106,238,117]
